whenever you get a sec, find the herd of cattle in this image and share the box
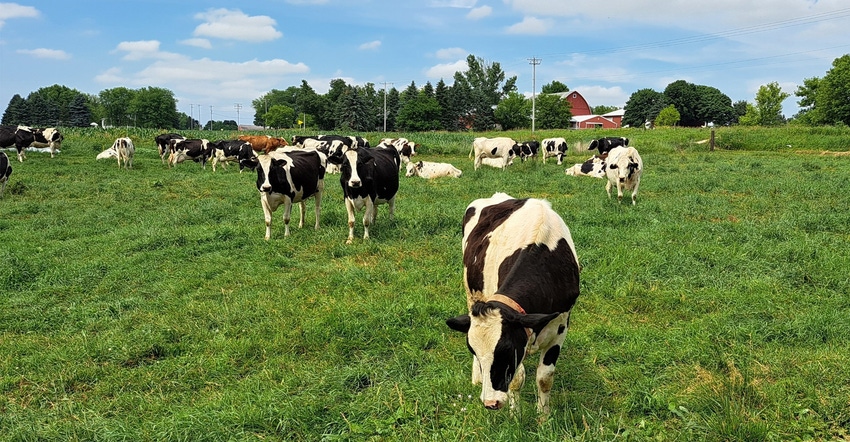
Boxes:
[1,124,649,412]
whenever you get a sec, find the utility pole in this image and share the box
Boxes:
[209,106,213,130]
[528,57,541,133]
[234,103,242,127]
[381,81,393,132]
[189,104,194,130]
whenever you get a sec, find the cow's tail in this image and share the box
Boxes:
[468,143,474,159]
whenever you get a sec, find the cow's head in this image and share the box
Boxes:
[404,161,421,177]
[447,302,560,410]
[256,154,285,192]
[341,145,373,188]
[608,155,640,183]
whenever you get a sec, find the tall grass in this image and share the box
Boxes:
[1,127,849,440]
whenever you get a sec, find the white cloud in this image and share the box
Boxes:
[193,8,282,42]
[94,67,124,84]
[181,38,212,49]
[429,0,477,7]
[435,47,467,60]
[359,40,381,50]
[466,6,492,20]
[425,59,468,79]
[113,40,182,61]
[285,0,329,4]
[17,48,70,60]
[0,2,39,29]
[506,16,552,35]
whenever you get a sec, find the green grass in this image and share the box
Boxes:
[1,127,849,441]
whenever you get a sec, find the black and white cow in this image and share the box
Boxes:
[256,149,327,240]
[209,139,257,172]
[96,137,135,169]
[470,137,519,170]
[447,193,580,413]
[541,137,568,165]
[379,137,417,164]
[517,140,539,162]
[605,146,643,205]
[169,138,213,169]
[339,145,400,244]
[588,137,629,156]
[0,151,12,198]
[155,133,186,164]
[12,126,63,162]
[404,160,462,178]
[0,126,16,150]
[564,155,606,178]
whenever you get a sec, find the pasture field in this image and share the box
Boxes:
[1,127,849,441]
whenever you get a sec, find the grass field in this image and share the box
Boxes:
[1,127,849,441]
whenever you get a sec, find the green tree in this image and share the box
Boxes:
[793,76,820,124]
[494,92,530,130]
[753,82,789,126]
[623,88,667,128]
[592,105,618,115]
[435,79,453,131]
[733,100,748,121]
[397,89,442,131]
[68,94,93,127]
[99,87,136,127]
[737,103,759,126]
[814,54,850,125]
[264,105,296,129]
[664,80,700,126]
[26,91,59,127]
[455,54,517,131]
[654,105,680,126]
[540,80,569,94]
[131,87,178,128]
[1,94,28,125]
[534,93,571,129]
[694,85,736,126]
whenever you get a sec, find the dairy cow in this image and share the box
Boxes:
[169,138,213,169]
[0,152,11,198]
[470,137,519,170]
[517,140,539,162]
[256,149,327,240]
[339,145,400,244]
[605,146,643,205]
[210,139,257,172]
[11,126,63,162]
[540,138,568,164]
[588,137,629,156]
[564,155,606,178]
[155,133,185,164]
[447,193,580,413]
[379,138,417,163]
[238,135,288,154]
[96,137,135,169]
[404,160,462,179]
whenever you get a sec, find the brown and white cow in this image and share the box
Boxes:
[447,193,580,413]
[564,155,606,178]
[339,145,400,244]
[238,135,288,154]
[470,137,519,170]
[256,149,327,240]
[96,137,135,169]
[605,146,643,205]
[0,151,12,198]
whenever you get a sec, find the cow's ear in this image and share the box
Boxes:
[516,312,561,333]
[608,164,618,169]
[446,315,471,333]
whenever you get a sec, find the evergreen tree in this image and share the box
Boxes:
[435,79,452,131]
[68,94,93,127]
[1,94,28,125]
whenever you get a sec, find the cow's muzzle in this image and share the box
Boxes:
[483,399,504,410]
[260,185,272,192]
[348,180,361,188]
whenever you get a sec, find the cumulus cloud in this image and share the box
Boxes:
[435,47,468,60]
[425,59,468,79]
[113,40,182,61]
[0,2,39,29]
[359,40,381,50]
[193,8,282,42]
[466,6,492,19]
[429,0,477,7]
[506,16,552,34]
[17,48,70,60]
[181,38,212,49]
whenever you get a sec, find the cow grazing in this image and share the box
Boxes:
[605,146,643,205]
[470,137,519,170]
[564,155,606,178]
[540,138,568,165]
[210,139,257,172]
[447,193,580,413]
[0,152,11,198]
[237,135,288,154]
[405,160,462,179]
[588,137,629,156]
[96,137,135,169]
[155,133,185,164]
[518,140,539,162]
[11,126,63,162]
[379,138,417,163]
[256,149,327,240]
[339,145,400,244]
[169,138,213,169]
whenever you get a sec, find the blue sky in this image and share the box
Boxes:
[2,0,849,126]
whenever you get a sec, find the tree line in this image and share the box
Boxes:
[3,53,849,130]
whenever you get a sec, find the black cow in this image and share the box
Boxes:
[0,126,16,150]
[169,138,213,169]
[155,133,186,164]
[0,151,12,198]
[447,193,580,413]
[256,150,327,240]
[588,137,629,156]
[339,145,400,244]
[518,140,540,162]
[209,139,257,172]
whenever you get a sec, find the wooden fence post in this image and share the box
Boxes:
[710,129,715,152]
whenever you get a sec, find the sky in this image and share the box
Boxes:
[1,0,849,127]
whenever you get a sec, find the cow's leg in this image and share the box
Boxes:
[471,355,482,385]
[261,194,274,241]
[297,201,306,229]
[508,362,526,411]
[606,180,613,199]
[313,185,323,230]
[557,154,563,165]
[362,199,374,240]
[345,198,357,244]
[474,155,481,170]
[211,157,218,172]
[617,182,624,204]
[16,148,24,163]
[283,200,294,237]
[387,195,396,221]
[631,180,640,206]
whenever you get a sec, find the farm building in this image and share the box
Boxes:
[551,90,625,129]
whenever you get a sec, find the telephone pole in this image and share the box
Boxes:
[381,81,393,132]
[234,103,242,127]
[528,57,541,133]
